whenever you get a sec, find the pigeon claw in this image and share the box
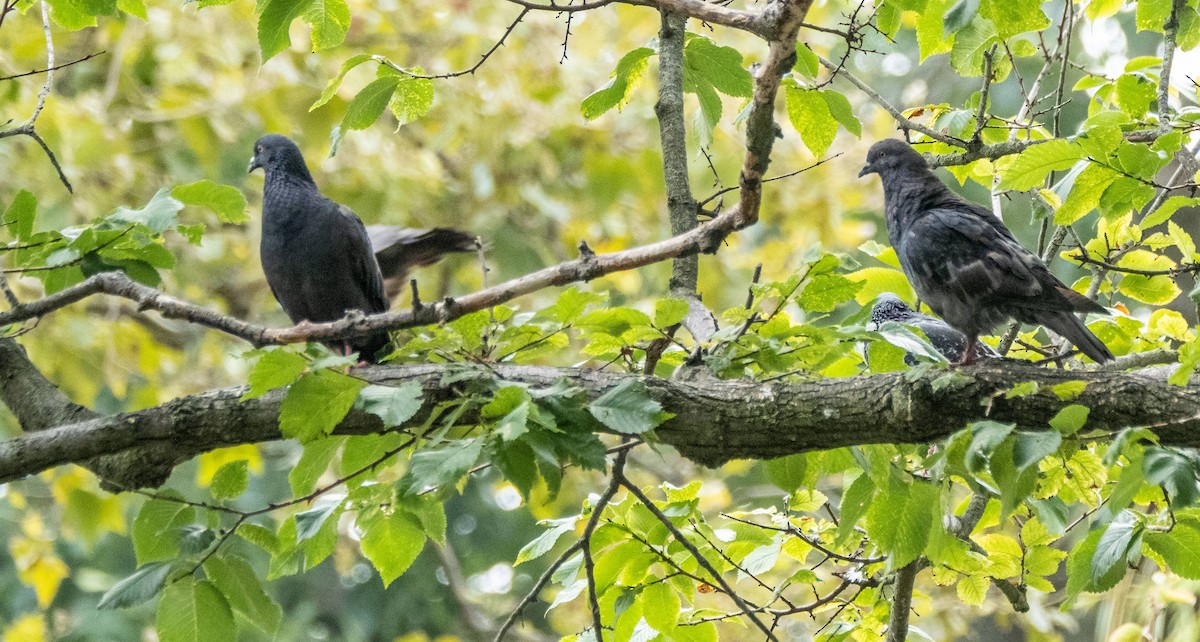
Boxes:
[949,339,979,367]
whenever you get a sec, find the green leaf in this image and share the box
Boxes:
[821,90,861,137]
[515,518,576,566]
[303,0,350,51]
[289,437,345,495]
[979,0,1049,38]
[340,76,400,131]
[311,54,374,111]
[1049,404,1090,436]
[108,188,184,234]
[171,180,248,224]
[204,556,282,635]
[765,454,808,492]
[356,382,423,427]
[279,369,366,442]
[116,0,146,19]
[1144,447,1200,508]
[641,581,680,633]
[867,479,936,567]
[683,34,752,98]
[359,509,426,586]
[294,494,344,542]
[793,43,820,78]
[156,578,235,642]
[588,379,670,435]
[1144,524,1200,579]
[1056,164,1119,224]
[581,47,655,120]
[836,473,875,544]
[798,273,862,313]
[258,0,314,62]
[210,461,249,500]
[1116,73,1156,119]
[1013,431,1061,471]
[785,80,838,157]
[133,497,194,565]
[4,190,36,241]
[97,562,173,609]
[998,141,1084,191]
[403,438,484,492]
[944,0,981,35]
[1066,527,1127,603]
[1091,515,1141,585]
[653,298,689,328]
[243,349,307,400]
[383,70,435,126]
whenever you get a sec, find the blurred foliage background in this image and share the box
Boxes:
[3,0,1200,640]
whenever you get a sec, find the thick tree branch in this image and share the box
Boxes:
[3,360,1200,487]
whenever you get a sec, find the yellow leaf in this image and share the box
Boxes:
[19,556,68,608]
[196,444,264,486]
[956,573,988,606]
[2,614,46,642]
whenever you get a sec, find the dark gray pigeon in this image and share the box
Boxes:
[859,139,1113,365]
[871,292,997,364]
[249,134,390,362]
[366,226,475,300]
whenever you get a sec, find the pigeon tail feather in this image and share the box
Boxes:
[1042,311,1114,363]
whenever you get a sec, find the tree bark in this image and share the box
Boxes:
[1,360,1197,488]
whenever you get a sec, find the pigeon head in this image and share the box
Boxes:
[870,292,917,324]
[248,134,315,183]
[859,139,927,178]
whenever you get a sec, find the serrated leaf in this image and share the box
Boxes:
[359,509,426,586]
[97,562,173,610]
[4,190,36,241]
[303,0,350,51]
[171,180,248,224]
[210,461,249,500]
[642,582,680,633]
[999,141,1084,191]
[289,437,344,495]
[386,72,435,126]
[1013,431,1061,471]
[108,188,184,234]
[683,34,752,97]
[340,76,400,131]
[515,519,575,566]
[1144,447,1200,508]
[258,0,314,62]
[356,383,423,427]
[821,90,861,137]
[311,54,374,111]
[1144,524,1200,579]
[793,43,819,78]
[785,81,838,157]
[403,439,484,492]
[279,370,366,442]
[133,497,194,565]
[581,47,655,119]
[588,379,670,435]
[204,556,282,635]
[799,273,862,313]
[1091,515,1140,585]
[1049,404,1090,436]
[653,298,689,328]
[156,578,235,642]
[295,494,344,542]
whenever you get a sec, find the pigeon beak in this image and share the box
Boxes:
[858,162,874,178]
[248,156,262,173]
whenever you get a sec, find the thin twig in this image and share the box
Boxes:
[0,50,106,82]
[373,10,528,79]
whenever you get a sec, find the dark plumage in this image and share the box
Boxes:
[367,226,476,300]
[249,134,391,361]
[870,293,997,364]
[859,139,1113,365]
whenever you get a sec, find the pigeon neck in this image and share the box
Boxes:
[264,160,317,189]
[882,167,955,220]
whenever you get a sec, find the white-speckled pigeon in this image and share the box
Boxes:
[870,292,998,364]
[859,139,1113,365]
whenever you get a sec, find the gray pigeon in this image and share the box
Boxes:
[249,134,391,361]
[870,292,997,364]
[859,139,1113,365]
[367,226,475,300]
